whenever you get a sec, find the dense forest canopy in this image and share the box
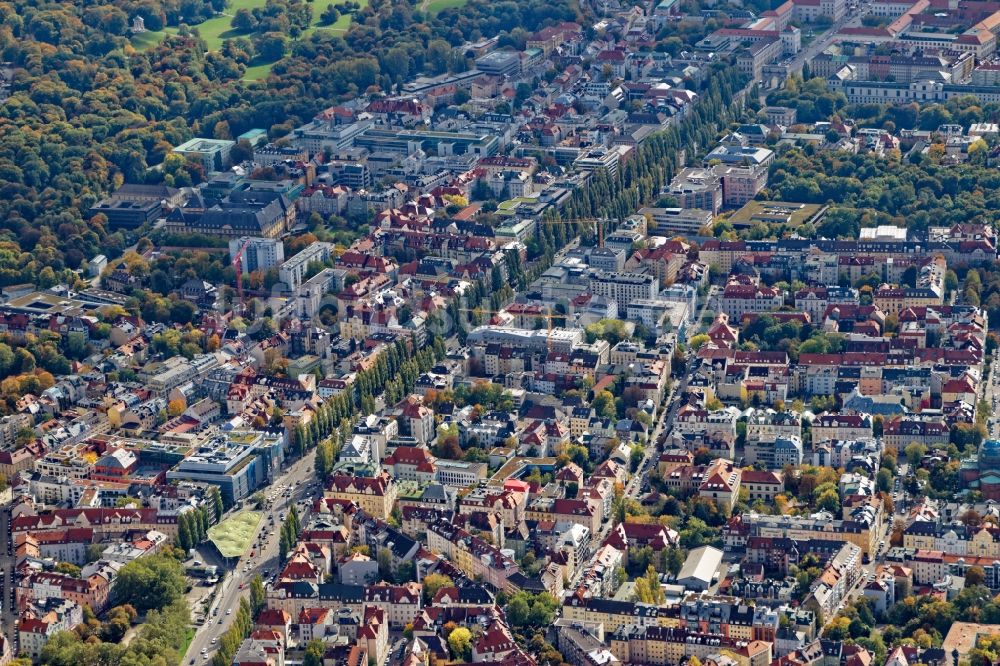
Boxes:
[0,0,579,287]
[766,150,1000,237]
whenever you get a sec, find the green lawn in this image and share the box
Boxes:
[135,0,370,79]
[425,0,467,13]
[130,30,167,51]
[303,0,370,36]
[180,628,195,654]
[127,0,371,78]
[182,0,271,51]
[207,510,261,559]
[242,61,274,81]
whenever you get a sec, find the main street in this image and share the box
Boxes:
[184,449,317,665]
[1,505,16,654]
[786,2,872,76]
[984,345,1000,438]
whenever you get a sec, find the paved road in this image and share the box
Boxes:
[984,347,1000,438]
[786,3,872,76]
[566,338,699,593]
[1,506,15,653]
[184,449,317,665]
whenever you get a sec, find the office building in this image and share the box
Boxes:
[667,168,723,215]
[639,207,714,235]
[171,138,236,173]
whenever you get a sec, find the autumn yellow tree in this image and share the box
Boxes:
[167,399,186,417]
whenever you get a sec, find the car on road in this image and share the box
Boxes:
[226,608,232,615]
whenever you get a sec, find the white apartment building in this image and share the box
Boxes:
[279,242,334,291]
[229,237,285,275]
[588,271,658,306]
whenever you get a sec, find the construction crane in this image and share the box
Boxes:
[232,238,252,310]
[538,217,611,248]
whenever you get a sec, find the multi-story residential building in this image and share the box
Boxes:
[0,446,34,481]
[744,435,803,470]
[11,508,179,540]
[278,242,333,292]
[811,413,873,444]
[358,606,389,666]
[699,458,742,511]
[745,409,802,442]
[15,527,93,565]
[18,600,83,659]
[812,438,880,468]
[16,567,117,615]
[718,279,784,320]
[363,582,422,629]
[555,620,615,666]
[609,625,773,666]
[903,522,1000,558]
[588,271,658,305]
[323,472,398,520]
[297,184,351,215]
[726,511,879,555]
[525,497,600,534]
[794,286,860,323]
[229,237,285,275]
[874,285,943,317]
[381,446,436,483]
[802,543,862,620]
[883,417,949,449]
[573,543,625,599]
[425,519,520,592]
[741,470,784,502]
[397,396,434,445]
[673,405,739,439]
[459,487,526,528]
